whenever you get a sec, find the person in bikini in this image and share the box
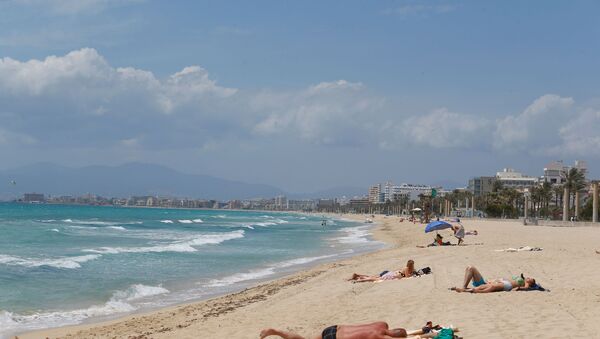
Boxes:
[260,321,408,339]
[450,265,540,293]
[348,260,415,283]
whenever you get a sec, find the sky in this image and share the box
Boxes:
[1,0,599,193]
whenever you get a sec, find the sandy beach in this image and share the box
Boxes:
[19,215,600,339]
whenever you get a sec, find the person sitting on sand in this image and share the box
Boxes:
[349,260,416,283]
[417,234,451,248]
[450,265,542,293]
[260,321,408,339]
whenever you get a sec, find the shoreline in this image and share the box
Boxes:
[19,214,600,338]
[16,213,381,339]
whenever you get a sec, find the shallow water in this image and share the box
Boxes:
[0,203,381,337]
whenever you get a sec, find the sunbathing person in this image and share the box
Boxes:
[349,260,415,283]
[450,265,542,293]
[417,234,451,248]
[260,321,408,339]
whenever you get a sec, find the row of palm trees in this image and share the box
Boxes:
[347,168,591,220]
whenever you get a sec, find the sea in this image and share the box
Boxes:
[0,203,382,337]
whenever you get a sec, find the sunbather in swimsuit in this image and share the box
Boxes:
[260,321,407,339]
[450,265,540,293]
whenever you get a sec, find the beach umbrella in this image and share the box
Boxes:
[424,220,452,233]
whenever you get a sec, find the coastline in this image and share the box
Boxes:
[16,213,379,338]
[19,214,600,338]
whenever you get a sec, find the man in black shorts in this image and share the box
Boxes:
[260,321,407,339]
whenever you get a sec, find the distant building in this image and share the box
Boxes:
[348,198,370,212]
[495,168,538,190]
[274,195,287,210]
[542,160,587,185]
[23,193,45,203]
[368,184,382,204]
[287,199,316,211]
[317,199,336,211]
[468,176,496,197]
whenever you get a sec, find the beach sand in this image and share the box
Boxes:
[19,215,600,338]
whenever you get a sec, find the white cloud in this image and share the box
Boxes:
[252,80,382,146]
[550,109,600,156]
[381,108,490,149]
[0,48,237,113]
[493,94,574,150]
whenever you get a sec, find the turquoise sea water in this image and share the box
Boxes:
[0,203,381,337]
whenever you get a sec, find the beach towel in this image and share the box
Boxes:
[433,328,455,339]
[495,246,542,252]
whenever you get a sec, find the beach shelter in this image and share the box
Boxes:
[424,220,452,233]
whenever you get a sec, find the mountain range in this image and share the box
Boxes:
[0,163,366,201]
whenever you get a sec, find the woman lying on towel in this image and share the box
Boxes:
[348,260,415,283]
[450,265,544,293]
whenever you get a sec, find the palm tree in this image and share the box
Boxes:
[564,168,586,220]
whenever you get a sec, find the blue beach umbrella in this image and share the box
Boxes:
[425,220,452,233]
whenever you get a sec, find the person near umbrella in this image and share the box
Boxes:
[451,223,465,245]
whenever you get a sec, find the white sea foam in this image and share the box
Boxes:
[273,219,289,224]
[0,254,100,269]
[206,267,276,287]
[206,254,339,287]
[83,230,245,254]
[253,222,277,227]
[0,284,169,337]
[49,228,60,232]
[178,219,193,224]
[213,215,227,218]
[335,226,371,244]
[62,219,140,226]
[160,220,174,223]
[192,219,204,223]
[107,226,126,231]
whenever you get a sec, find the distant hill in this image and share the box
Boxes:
[0,162,286,200]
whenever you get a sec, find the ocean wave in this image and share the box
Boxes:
[192,219,203,223]
[178,220,193,224]
[206,253,339,287]
[0,284,168,337]
[212,215,227,218]
[160,220,174,223]
[49,228,60,232]
[62,219,141,226]
[0,254,100,269]
[107,226,126,231]
[273,219,289,224]
[83,230,245,254]
[334,226,371,244]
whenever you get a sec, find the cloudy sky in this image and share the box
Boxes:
[1,0,599,192]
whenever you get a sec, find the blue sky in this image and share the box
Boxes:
[1,0,599,192]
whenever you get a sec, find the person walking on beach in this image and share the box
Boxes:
[260,321,408,339]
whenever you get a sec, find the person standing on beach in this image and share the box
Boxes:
[451,223,465,245]
[260,321,408,339]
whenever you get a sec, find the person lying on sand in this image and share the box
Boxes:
[348,260,415,283]
[260,322,459,339]
[260,321,407,339]
[450,265,543,293]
